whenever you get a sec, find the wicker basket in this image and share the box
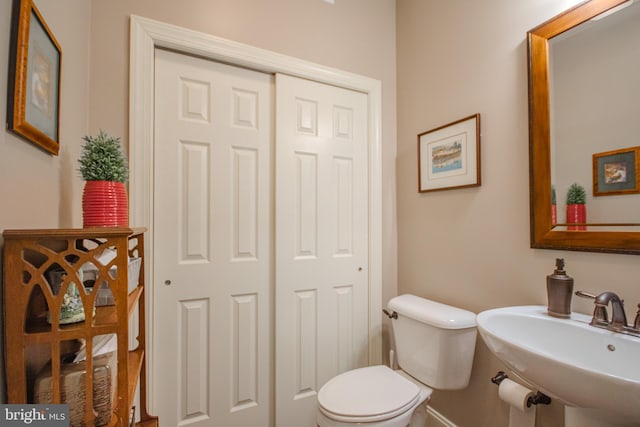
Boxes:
[34,352,116,427]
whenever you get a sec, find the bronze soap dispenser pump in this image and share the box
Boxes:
[547,258,574,318]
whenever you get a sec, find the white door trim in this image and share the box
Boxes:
[128,15,383,410]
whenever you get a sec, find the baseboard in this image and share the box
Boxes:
[426,405,457,427]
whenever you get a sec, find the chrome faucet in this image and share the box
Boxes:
[576,290,640,337]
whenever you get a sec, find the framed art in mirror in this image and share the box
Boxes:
[593,146,640,197]
[418,114,481,193]
[7,0,61,155]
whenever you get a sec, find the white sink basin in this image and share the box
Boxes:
[477,305,640,425]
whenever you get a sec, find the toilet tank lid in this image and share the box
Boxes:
[388,294,476,329]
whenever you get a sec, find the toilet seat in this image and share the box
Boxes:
[317,365,421,423]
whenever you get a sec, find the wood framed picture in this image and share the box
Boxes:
[7,0,62,155]
[418,114,481,192]
[593,146,640,196]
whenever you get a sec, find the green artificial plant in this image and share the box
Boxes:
[78,130,129,183]
[551,185,556,205]
[566,183,586,205]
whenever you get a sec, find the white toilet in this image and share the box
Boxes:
[317,294,477,427]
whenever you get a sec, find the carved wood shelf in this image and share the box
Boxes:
[3,228,158,426]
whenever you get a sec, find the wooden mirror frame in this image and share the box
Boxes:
[528,0,640,255]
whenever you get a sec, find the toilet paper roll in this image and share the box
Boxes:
[498,378,534,412]
[498,378,536,427]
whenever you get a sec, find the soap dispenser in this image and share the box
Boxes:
[547,258,574,318]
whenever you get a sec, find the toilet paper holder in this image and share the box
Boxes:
[491,371,551,407]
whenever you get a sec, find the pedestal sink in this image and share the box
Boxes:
[477,305,640,427]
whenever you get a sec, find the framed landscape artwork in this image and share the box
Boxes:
[418,114,481,193]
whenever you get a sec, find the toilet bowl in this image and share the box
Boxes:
[317,365,432,427]
[316,294,477,427]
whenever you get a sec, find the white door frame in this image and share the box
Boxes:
[128,15,383,410]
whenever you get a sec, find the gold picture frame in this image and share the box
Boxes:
[418,114,481,192]
[593,146,640,197]
[7,0,62,155]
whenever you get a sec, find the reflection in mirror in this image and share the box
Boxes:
[528,0,640,254]
[550,0,640,226]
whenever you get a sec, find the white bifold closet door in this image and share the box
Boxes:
[153,48,369,427]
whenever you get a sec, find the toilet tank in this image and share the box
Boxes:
[388,294,477,390]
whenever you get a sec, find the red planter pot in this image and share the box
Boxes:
[566,204,586,231]
[82,181,129,227]
[551,204,557,226]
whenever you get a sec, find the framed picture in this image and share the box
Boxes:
[593,146,640,196]
[418,114,481,192]
[7,0,61,155]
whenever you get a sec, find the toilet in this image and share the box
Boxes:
[317,294,477,427]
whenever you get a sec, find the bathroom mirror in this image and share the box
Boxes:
[528,0,640,254]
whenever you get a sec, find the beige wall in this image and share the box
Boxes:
[5,0,639,424]
[1,0,397,403]
[0,0,91,402]
[397,0,640,426]
[0,0,90,232]
[87,0,398,360]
